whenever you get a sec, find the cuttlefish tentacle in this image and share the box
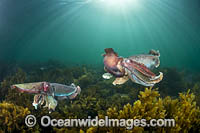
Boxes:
[102,48,163,86]
[104,65,124,77]
[32,94,45,109]
[126,69,154,86]
[43,96,57,111]
[112,76,129,85]
[125,67,163,86]
[32,94,58,112]
[122,58,163,86]
[122,59,156,78]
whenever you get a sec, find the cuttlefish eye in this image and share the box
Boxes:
[43,82,49,91]
[126,59,130,63]
[44,83,48,87]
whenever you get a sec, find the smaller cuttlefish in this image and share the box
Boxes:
[102,48,163,86]
[11,82,81,113]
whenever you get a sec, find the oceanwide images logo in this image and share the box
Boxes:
[25,115,175,129]
[25,115,37,127]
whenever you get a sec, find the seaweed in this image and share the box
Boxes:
[0,68,27,101]
[87,88,200,132]
[156,68,187,97]
[0,101,33,132]
[0,62,200,132]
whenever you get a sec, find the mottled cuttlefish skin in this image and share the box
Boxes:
[11,82,46,93]
[11,82,81,113]
[103,48,125,77]
[49,83,81,100]
[102,48,163,86]
[128,49,160,69]
[122,58,163,86]
[122,59,156,78]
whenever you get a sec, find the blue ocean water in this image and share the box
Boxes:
[0,0,200,71]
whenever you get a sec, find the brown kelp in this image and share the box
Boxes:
[0,102,31,132]
[0,62,200,132]
[87,88,200,132]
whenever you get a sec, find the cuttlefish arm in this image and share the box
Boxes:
[32,94,57,112]
[103,48,125,77]
[122,58,163,86]
[112,76,129,85]
[43,96,57,112]
[32,94,45,109]
[122,59,156,78]
[126,68,163,86]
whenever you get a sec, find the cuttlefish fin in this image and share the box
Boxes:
[57,96,67,101]
[112,76,129,86]
[68,93,78,99]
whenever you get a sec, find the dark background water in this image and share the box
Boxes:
[0,0,200,71]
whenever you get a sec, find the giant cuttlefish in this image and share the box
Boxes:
[102,48,163,86]
[11,82,81,113]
